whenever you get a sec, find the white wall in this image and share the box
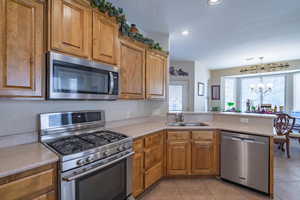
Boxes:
[169,60,195,111]
[0,100,166,148]
[194,61,210,112]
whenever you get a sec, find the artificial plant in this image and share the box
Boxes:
[90,0,165,52]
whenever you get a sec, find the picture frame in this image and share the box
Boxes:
[198,82,205,96]
[211,85,220,100]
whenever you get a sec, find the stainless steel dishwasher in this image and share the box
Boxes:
[221,131,269,193]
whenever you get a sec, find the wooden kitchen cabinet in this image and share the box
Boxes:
[132,131,164,197]
[0,0,44,98]
[167,140,191,175]
[0,163,57,200]
[49,0,91,58]
[191,131,220,175]
[119,38,146,99]
[132,138,144,197]
[146,50,168,99]
[144,131,163,189]
[92,11,119,65]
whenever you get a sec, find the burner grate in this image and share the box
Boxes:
[47,136,95,155]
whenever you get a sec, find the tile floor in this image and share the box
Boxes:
[140,140,300,200]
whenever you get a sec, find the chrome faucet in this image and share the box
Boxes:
[175,113,184,122]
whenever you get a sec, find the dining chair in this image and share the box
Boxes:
[273,114,296,158]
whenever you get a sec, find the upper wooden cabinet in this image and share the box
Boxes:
[92,11,119,66]
[49,0,91,58]
[119,38,145,99]
[0,0,44,98]
[146,50,167,99]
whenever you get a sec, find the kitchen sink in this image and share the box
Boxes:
[167,122,208,127]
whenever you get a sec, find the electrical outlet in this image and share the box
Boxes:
[240,118,249,124]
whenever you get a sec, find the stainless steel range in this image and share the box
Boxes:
[39,110,134,200]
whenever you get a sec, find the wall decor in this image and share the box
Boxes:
[198,82,205,96]
[169,66,189,76]
[90,0,166,52]
[211,85,220,100]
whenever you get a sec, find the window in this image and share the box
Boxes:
[294,73,300,112]
[241,77,261,111]
[169,85,183,111]
[240,75,285,112]
[262,76,285,106]
[224,78,237,110]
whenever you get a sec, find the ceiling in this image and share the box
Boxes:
[109,0,300,69]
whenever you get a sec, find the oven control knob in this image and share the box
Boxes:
[86,156,94,163]
[103,151,110,156]
[77,159,85,166]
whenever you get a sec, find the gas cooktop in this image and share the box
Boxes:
[47,130,128,156]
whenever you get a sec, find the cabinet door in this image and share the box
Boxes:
[145,145,163,170]
[167,141,190,175]
[146,51,167,99]
[145,162,162,189]
[0,0,43,98]
[132,151,144,197]
[49,0,91,58]
[120,40,145,99]
[191,141,214,175]
[92,11,119,65]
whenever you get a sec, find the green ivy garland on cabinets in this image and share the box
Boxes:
[90,0,165,52]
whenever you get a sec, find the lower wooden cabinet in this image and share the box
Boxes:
[191,141,214,174]
[145,162,162,189]
[167,140,191,175]
[191,131,220,175]
[132,131,164,197]
[0,163,57,200]
[166,130,219,176]
[132,148,144,197]
[132,129,220,197]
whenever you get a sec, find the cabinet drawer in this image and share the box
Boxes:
[145,146,163,170]
[0,169,55,200]
[192,131,214,140]
[145,132,163,148]
[145,162,163,189]
[167,131,190,140]
[133,138,144,152]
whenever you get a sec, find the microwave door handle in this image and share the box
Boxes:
[109,72,114,95]
[62,152,134,182]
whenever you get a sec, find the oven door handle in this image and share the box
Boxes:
[108,72,114,95]
[62,152,134,182]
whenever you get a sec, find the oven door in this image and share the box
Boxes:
[61,153,133,200]
[47,52,119,100]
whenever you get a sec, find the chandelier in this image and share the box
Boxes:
[250,83,273,95]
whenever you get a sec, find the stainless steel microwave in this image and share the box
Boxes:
[47,52,119,100]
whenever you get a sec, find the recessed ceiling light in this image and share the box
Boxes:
[182,30,189,36]
[208,0,222,6]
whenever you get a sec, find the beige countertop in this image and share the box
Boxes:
[0,143,58,179]
[168,111,276,119]
[0,115,274,179]
[110,118,275,139]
